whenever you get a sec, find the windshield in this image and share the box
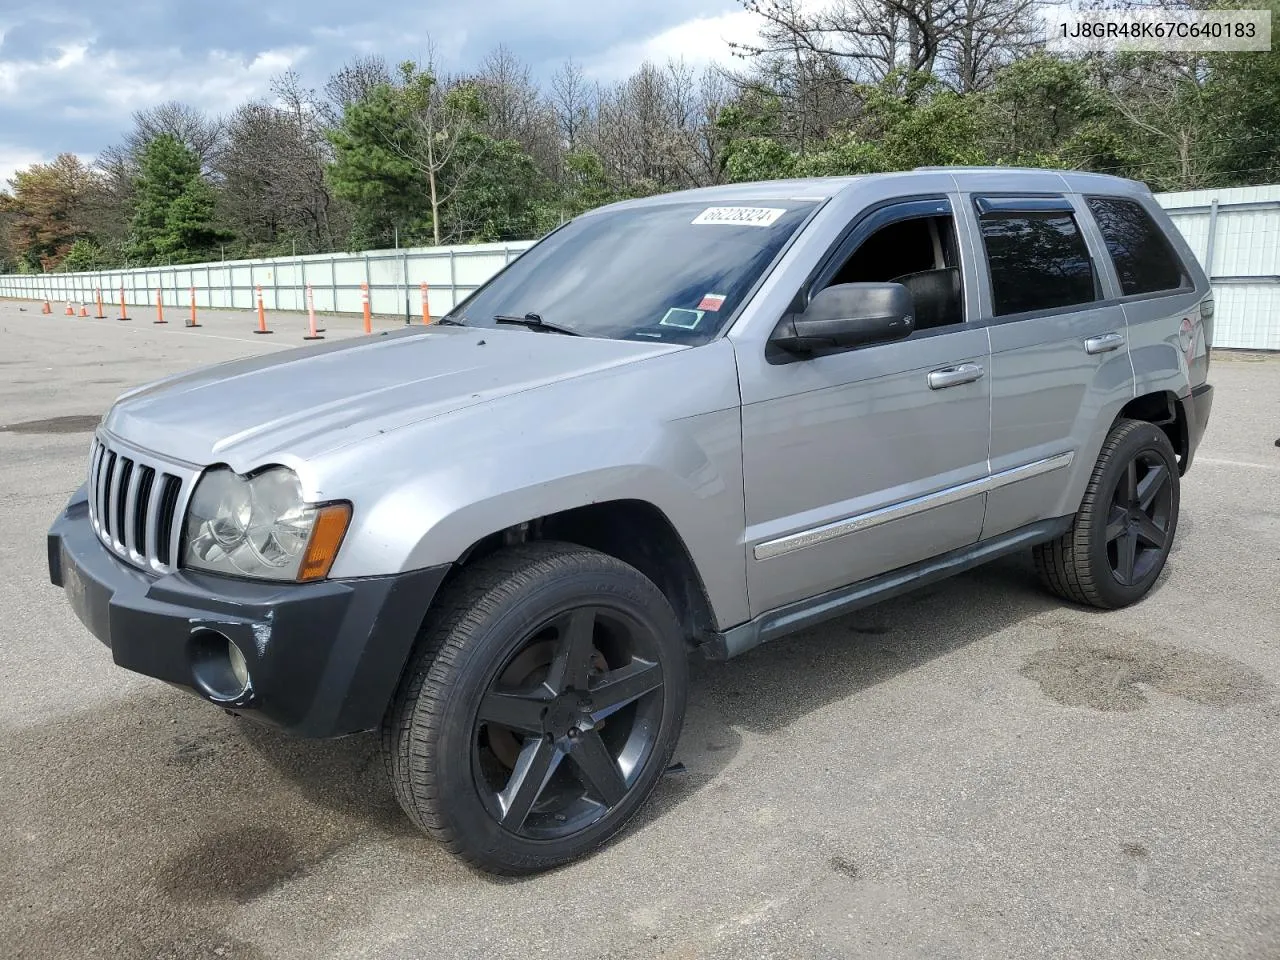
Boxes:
[448,200,819,343]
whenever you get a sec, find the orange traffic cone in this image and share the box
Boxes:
[41,300,51,314]
[64,301,74,316]
[79,304,89,317]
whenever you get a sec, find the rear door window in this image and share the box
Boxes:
[975,198,1099,317]
[1086,197,1188,296]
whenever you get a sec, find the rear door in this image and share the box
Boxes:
[960,193,1134,539]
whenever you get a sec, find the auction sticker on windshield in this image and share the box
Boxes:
[692,207,787,227]
[660,308,705,329]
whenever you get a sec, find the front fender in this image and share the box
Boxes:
[321,343,749,629]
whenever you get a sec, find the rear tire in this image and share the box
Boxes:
[1034,418,1180,609]
[381,541,687,875]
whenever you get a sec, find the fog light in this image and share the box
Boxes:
[190,628,253,703]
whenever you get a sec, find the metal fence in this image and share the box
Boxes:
[0,240,536,318]
[1157,185,1280,351]
[1,185,1278,349]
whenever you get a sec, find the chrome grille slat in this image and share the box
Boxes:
[144,472,165,566]
[103,453,119,542]
[121,461,143,555]
[166,479,195,571]
[93,442,108,534]
[114,458,134,550]
[157,475,184,568]
[87,440,103,529]
[84,433,196,575]
[134,466,156,559]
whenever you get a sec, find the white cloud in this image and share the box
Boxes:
[5,41,308,117]
[0,145,46,189]
[583,8,762,80]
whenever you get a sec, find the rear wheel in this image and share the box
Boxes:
[1034,418,1180,609]
[382,541,687,874]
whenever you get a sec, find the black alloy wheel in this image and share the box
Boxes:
[382,542,687,874]
[1104,450,1174,587]
[1034,418,1181,609]
[473,605,666,840]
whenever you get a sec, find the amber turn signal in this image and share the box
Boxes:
[297,503,352,582]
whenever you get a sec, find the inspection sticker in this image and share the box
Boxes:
[692,206,786,227]
[698,293,727,311]
[659,308,705,329]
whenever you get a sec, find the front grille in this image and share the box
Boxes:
[87,435,197,574]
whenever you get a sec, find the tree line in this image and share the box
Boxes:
[2,0,1277,273]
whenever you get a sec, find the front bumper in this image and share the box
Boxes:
[48,486,450,738]
[1179,381,1214,473]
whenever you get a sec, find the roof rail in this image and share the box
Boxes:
[912,165,1059,172]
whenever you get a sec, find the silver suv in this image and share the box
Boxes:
[48,168,1215,874]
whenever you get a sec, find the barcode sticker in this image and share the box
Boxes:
[691,207,787,227]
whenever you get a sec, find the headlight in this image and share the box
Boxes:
[182,466,351,581]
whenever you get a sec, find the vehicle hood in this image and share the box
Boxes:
[102,325,684,470]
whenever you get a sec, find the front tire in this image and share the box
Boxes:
[1034,418,1180,609]
[382,541,688,875]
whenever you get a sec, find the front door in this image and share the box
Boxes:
[736,197,993,616]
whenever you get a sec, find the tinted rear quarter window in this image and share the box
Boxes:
[977,209,1098,316]
[1086,197,1188,296]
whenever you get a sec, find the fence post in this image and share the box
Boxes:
[448,248,457,314]
[1204,198,1220,280]
[330,255,338,313]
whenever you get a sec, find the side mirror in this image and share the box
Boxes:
[771,282,915,355]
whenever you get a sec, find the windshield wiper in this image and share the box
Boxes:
[493,313,580,336]
[436,315,467,326]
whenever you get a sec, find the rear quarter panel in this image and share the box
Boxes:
[1121,195,1213,400]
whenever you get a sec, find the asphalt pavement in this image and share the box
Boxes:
[1,299,1277,960]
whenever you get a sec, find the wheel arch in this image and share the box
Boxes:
[443,499,719,649]
[1117,390,1189,473]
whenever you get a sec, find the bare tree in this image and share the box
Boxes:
[217,72,345,251]
[939,0,1041,92]
[550,59,590,152]
[583,59,728,193]
[388,59,487,245]
[324,54,393,119]
[272,71,344,246]
[113,101,225,172]
[737,0,1044,96]
[1096,53,1219,189]
[472,46,562,180]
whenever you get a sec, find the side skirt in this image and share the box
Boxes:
[702,516,1073,661]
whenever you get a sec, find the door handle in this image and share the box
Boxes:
[927,363,985,390]
[1084,332,1126,355]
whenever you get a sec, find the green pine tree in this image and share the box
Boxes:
[129,134,226,263]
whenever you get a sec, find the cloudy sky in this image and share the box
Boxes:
[0,0,766,187]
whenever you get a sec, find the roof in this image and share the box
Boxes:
[590,167,1146,217]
